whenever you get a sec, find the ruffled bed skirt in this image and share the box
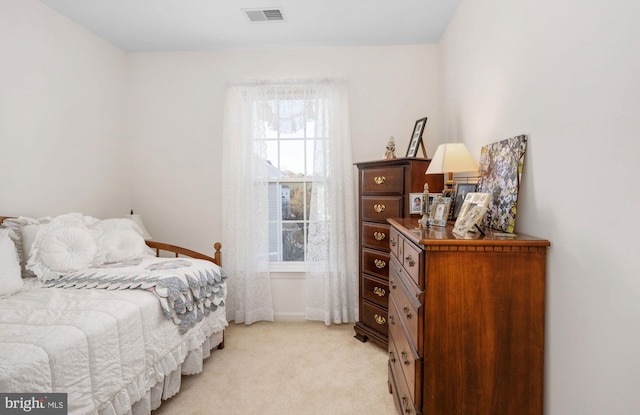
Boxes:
[99,311,227,415]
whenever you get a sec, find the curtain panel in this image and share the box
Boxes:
[222,78,358,325]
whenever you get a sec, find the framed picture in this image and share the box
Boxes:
[428,195,451,227]
[452,181,479,219]
[409,193,423,214]
[452,192,491,236]
[477,135,527,233]
[453,205,488,237]
[405,117,428,158]
[427,193,441,216]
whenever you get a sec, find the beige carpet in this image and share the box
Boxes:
[153,321,397,415]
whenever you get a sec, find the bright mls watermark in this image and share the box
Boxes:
[0,394,67,415]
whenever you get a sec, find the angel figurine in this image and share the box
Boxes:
[384,136,396,160]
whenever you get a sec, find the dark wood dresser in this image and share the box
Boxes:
[387,217,550,415]
[353,158,443,349]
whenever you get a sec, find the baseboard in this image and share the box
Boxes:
[273,312,306,322]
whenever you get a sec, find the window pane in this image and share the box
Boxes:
[306,182,313,220]
[279,140,305,176]
[265,140,279,170]
[262,120,278,139]
[306,119,317,138]
[282,182,304,220]
[279,99,306,139]
[305,139,314,175]
[268,183,280,221]
[282,222,306,262]
[268,221,280,262]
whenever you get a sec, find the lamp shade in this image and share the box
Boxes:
[425,143,478,175]
[127,212,152,240]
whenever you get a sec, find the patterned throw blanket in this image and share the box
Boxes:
[44,256,227,334]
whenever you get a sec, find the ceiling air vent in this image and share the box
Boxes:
[243,8,285,23]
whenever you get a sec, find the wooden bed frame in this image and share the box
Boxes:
[0,216,221,265]
[0,215,225,347]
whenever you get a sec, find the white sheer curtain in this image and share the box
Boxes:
[222,83,274,325]
[304,80,359,325]
[222,78,358,326]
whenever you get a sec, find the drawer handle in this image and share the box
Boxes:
[374,176,385,185]
[390,237,396,247]
[374,259,386,269]
[374,204,386,213]
[403,306,412,319]
[389,314,395,325]
[401,351,410,366]
[405,254,415,267]
[390,279,397,289]
[373,231,386,241]
[374,314,386,325]
[373,286,386,297]
[389,351,396,363]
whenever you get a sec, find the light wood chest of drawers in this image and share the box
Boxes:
[353,159,443,349]
[387,218,550,415]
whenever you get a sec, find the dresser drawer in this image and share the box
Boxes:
[401,237,424,290]
[361,301,388,337]
[390,258,422,351]
[362,248,390,280]
[389,226,401,261]
[362,196,403,223]
[389,339,418,415]
[362,222,390,251]
[361,166,404,195]
[362,274,389,308]
[389,296,422,408]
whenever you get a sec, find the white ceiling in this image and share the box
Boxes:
[37,0,461,52]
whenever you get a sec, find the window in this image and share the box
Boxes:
[256,98,326,263]
[222,78,357,323]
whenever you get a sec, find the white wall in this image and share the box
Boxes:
[127,45,440,319]
[0,0,129,219]
[439,0,640,413]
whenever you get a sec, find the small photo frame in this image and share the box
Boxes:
[409,193,423,214]
[428,195,452,227]
[427,193,441,216]
[405,117,428,158]
[453,192,491,236]
[452,181,479,219]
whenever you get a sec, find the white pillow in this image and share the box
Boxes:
[101,229,146,262]
[0,229,23,296]
[38,227,97,273]
[91,217,154,262]
[27,215,98,281]
[1,216,50,278]
[21,223,42,265]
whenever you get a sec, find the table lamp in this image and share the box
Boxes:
[425,143,478,196]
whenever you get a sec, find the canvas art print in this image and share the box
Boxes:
[477,135,527,233]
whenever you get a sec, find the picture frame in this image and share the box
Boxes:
[405,117,428,158]
[477,135,527,233]
[428,195,452,227]
[452,180,479,220]
[452,192,491,236]
[409,193,423,214]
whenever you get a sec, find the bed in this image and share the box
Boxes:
[0,213,228,415]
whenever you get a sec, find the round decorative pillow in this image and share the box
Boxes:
[101,229,146,262]
[38,227,97,272]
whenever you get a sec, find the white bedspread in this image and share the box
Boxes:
[43,257,227,334]
[0,281,227,415]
